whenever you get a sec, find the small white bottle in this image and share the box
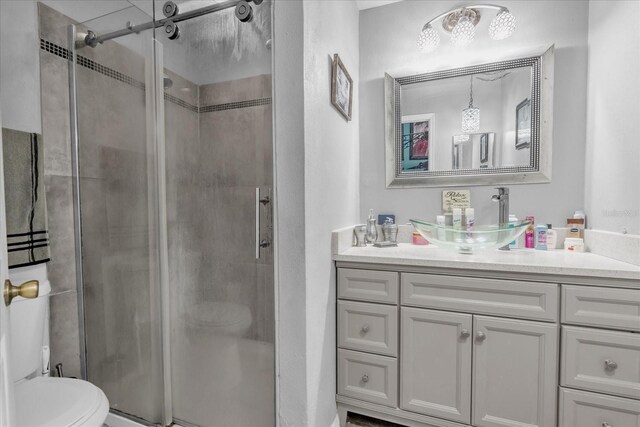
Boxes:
[546,224,557,250]
[508,214,519,249]
[452,208,462,228]
[436,215,446,240]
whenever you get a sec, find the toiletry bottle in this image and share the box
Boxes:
[508,214,519,249]
[436,215,446,240]
[365,209,378,244]
[546,224,557,250]
[465,208,475,237]
[452,208,462,228]
[525,216,535,248]
[535,224,548,250]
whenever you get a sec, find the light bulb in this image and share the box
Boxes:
[462,107,480,132]
[451,15,475,47]
[417,24,440,52]
[489,9,516,40]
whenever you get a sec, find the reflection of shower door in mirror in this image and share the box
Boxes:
[159,4,275,427]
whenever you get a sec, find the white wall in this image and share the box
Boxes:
[272,1,308,425]
[302,1,360,425]
[585,0,640,235]
[359,0,589,227]
[0,1,42,133]
[274,1,360,425]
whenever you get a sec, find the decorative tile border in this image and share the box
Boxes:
[40,38,272,113]
[199,97,272,113]
[165,93,199,113]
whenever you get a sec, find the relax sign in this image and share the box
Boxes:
[442,190,471,212]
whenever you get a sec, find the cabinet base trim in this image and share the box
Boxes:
[337,395,468,427]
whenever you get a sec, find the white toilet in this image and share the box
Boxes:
[9,278,109,427]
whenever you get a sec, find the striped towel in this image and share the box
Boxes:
[2,128,50,268]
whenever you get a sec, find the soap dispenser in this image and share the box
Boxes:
[365,209,378,244]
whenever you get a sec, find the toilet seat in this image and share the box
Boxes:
[15,377,109,427]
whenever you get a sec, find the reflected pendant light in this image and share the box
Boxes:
[462,76,480,132]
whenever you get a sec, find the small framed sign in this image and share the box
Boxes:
[442,190,471,213]
[331,53,353,121]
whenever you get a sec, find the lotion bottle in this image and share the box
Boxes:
[535,224,548,250]
[546,224,557,250]
[365,209,378,244]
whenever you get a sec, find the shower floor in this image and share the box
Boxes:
[171,323,275,427]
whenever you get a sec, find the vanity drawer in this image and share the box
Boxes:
[560,388,640,427]
[562,285,640,331]
[562,326,640,399]
[401,273,558,322]
[337,349,398,408]
[338,301,398,357]
[338,268,399,304]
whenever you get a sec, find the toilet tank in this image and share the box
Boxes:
[9,280,51,382]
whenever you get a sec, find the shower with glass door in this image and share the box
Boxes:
[57,0,275,425]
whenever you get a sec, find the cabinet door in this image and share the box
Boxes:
[473,316,558,427]
[400,307,472,424]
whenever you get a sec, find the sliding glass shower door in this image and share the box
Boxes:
[159,3,274,425]
[66,0,275,425]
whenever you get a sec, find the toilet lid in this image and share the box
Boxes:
[15,377,108,427]
[184,301,252,328]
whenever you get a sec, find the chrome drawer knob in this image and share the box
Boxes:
[361,325,370,334]
[604,359,618,370]
[460,329,471,339]
[476,331,487,341]
[603,422,612,427]
[361,374,369,383]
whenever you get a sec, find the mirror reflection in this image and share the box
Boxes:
[400,66,531,173]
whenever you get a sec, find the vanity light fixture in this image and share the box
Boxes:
[462,75,480,132]
[417,4,516,52]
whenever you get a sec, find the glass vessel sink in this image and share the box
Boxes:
[410,219,532,254]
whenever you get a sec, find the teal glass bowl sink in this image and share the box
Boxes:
[410,219,532,254]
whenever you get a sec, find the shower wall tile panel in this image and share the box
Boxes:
[48,291,81,378]
[43,175,76,294]
[199,74,272,106]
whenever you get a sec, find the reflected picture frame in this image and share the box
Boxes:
[331,54,353,121]
[515,98,531,150]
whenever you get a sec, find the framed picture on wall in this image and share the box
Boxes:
[331,54,353,121]
[515,98,531,150]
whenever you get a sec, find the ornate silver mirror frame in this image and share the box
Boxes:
[385,45,554,188]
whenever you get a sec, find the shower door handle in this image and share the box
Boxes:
[256,188,271,259]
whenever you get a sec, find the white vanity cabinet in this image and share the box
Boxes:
[336,263,640,427]
[559,284,640,427]
[336,268,561,427]
[400,274,558,427]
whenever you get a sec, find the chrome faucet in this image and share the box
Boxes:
[491,187,510,251]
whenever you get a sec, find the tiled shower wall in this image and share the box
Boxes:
[38,3,274,386]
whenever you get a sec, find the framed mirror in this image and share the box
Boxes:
[385,46,554,188]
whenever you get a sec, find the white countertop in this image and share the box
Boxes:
[334,243,640,282]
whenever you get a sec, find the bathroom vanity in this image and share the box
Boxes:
[333,235,640,427]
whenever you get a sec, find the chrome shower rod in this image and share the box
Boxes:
[79,0,243,48]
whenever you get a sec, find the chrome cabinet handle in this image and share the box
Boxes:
[476,331,486,341]
[361,374,369,383]
[604,359,618,370]
[460,329,471,338]
[361,325,370,334]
